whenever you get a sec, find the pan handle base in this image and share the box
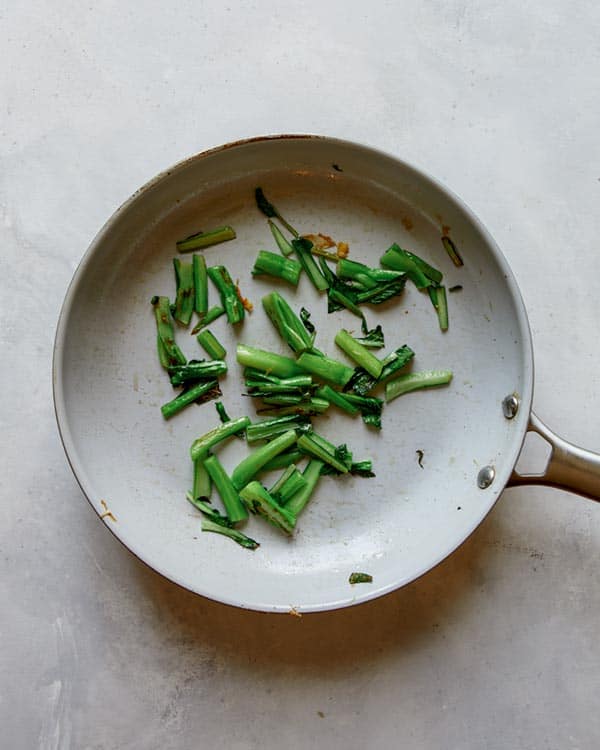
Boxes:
[508,412,600,502]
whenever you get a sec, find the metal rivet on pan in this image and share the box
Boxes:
[502,393,520,419]
[477,465,495,489]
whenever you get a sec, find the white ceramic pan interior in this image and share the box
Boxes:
[54,136,535,612]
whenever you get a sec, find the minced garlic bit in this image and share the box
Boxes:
[99,500,117,522]
[336,241,349,258]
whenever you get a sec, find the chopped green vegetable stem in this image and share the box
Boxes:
[192,254,208,316]
[207,265,245,324]
[196,329,227,360]
[441,236,464,267]
[177,225,236,253]
[334,329,383,379]
[191,305,225,334]
[161,379,220,420]
[285,459,324,516]
[292,238,329,292]
[239,481,296,535]
[169,360,227,386]
[269,219,294,256]
[231,430,298,490]
[236,344,304,378]
[204,454,248,523]
[315,385,359,416]
[385,370,453,402]
[190,416,251,461]
[152,296,186,366]
[193,458,212,499]
[173,259,195,326]
[296,352,354,387]
[297,434,349,474]
[201,517,259,549]
[253,251,302,286]
[246,415,311,443]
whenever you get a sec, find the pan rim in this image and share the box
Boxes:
[52,133,534,612]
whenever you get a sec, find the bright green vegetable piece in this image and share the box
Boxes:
[236,344,304,378]
[177,225,236,253]
[231,430,298,490]
[239,481,296,535]
[207,265,245,325]
[152,296,186,367]
[204,454,248,523]
[253,251,302,286]
[190,416,251,461]
[191,305,225,335]
[161,379,220,420]
[201,517,260,550]
[192,254,208,317]
[173,258,195,326]
[285,459,324,516]
[385,370,453,402]
[196,329,226,360]
[296,352,354,387]
[335,329,383,379]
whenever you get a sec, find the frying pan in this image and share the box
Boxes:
[53,135,600,613]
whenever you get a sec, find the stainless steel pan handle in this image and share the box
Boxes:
[508,412,600,501]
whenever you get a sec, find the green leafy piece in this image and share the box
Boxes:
[190,416,251,461]
[328,288,365,322]
[176,225,236,253]
[299,307,315,335]
[236,344,305,378]
[207,265,245,325]
[354,324,384,349]
[441,236,464,267]
[292,238,330,292]
[255,188,299,238]
[201,517,260,550]
[161,379,221,419]
[196,329,227,360]
[239,481,296,535]
[231,430,298,490]
[349,460,375,478]
[186,492,227,523]
[204,454,248,523]
[334,329,383,378]
[285,459,324,516]
[152,296,187,367]
[349,572,373,584]
[191,305,225,335]
[296,352,355,388]
[379,345,416,382]
[269,219,294,256]
[168,360,227,387]
[354,279,406,306]
[385,370,453,402]
[342,392,383,429]
[192,254,208,317]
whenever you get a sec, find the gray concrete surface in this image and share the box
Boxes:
[2,1,599,748]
